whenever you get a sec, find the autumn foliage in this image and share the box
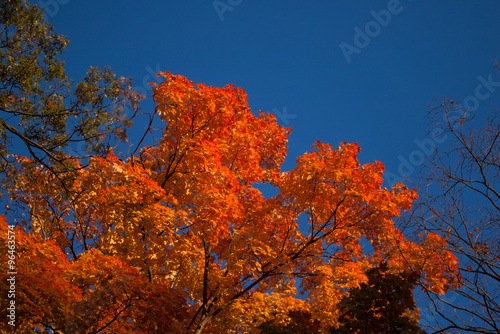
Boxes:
[1,72,460,333]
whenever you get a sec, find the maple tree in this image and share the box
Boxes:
[2,72,461,333]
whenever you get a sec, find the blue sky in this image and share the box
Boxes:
[40,0,500,188]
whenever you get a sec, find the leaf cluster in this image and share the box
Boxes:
[0,0,142,193]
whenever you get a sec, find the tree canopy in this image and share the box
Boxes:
[1,71,461,333]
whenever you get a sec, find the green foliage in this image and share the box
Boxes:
[331,262,427,334]
[0,0,142,185]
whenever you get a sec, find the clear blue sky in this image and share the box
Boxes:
[40,0,500,187]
